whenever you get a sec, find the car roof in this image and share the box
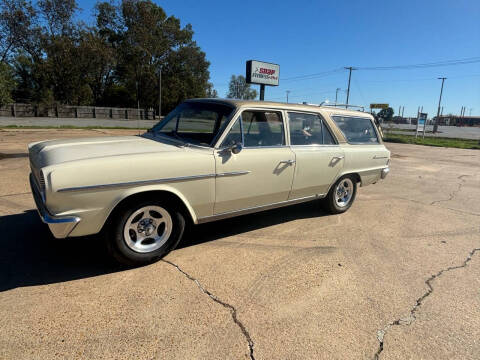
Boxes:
[187,98,372,118]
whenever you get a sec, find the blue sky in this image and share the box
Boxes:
[76,0,480,117]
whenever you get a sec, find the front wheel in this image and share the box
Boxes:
[106,199,185,266]
[323,175,357,214]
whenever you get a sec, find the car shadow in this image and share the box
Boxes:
[0,201,327,292]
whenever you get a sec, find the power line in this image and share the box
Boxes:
[353,77,366,104]
[281,68,344,82]
[356,56,480,71]
[275,56,480,84]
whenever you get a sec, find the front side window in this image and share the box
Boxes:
[222,110,285,147]
[221,118,242,147]
[152,101,234,146]
[332,116,379,144]
[288,112,336,145]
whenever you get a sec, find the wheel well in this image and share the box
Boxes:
[349,173,361,184]
[104,190,193,230]
[326,172,361,196]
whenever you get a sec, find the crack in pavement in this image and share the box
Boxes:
[373,247,480,359]
[0,192,31,198]
[430,175,469,206]
[162,259,255,360]
[365,196,480,217]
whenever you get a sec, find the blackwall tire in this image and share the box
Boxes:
[324,175,357,214]
[106,199,185,266]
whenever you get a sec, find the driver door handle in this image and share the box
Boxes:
[280,159,296,165]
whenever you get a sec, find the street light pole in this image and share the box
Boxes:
[286,90,290,103]
[434,77,446,133]
[335,88,341,104]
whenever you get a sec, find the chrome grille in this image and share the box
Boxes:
[30,160,46,194]
[39,171,45,190]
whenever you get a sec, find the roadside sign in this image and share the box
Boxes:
[416,112,427,138]
[370,103,389,109]
[246,60,280,86]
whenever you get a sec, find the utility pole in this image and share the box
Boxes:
[335,88,341,104]
[286,90,290,103]
[158,68,162,119]
[344,67,356,108]
[434,77,446,133]
[401,106,405,118]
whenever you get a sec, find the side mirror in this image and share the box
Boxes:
[230,142,243,154]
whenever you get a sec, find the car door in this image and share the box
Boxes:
[214,109,296,214]
[287,111,344,199]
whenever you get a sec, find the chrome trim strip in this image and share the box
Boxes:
[373,155,389,159]
[57,173,217,193]
[244,145,287,149]
[57,171,251,193]
[197,194,324,224]
[216,171,251,177]
[290,144,341,148]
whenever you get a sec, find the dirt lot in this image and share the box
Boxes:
[0,128,479,360]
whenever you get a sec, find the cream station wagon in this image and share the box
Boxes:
[29,99,390,265]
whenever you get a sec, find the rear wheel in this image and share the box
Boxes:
[107,199,185,266]
[324,175,357,214]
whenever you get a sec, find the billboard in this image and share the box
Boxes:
[370,103,389,109]
[246,60,280,86]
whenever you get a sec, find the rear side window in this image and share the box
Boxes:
[332,116,379,144]
[288,112,337,145]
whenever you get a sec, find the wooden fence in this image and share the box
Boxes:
[0,103,157,120]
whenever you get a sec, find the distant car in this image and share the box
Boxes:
[29,99,390,265]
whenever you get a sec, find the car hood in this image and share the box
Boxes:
[28,134,183,168]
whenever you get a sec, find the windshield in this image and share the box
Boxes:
[151,101,234,146]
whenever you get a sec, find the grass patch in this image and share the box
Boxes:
[384,133,480,150]
[381,127,413,132]
[0,124,149,130]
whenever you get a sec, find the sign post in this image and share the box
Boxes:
[246,60,280,101]
[416,112,427,138]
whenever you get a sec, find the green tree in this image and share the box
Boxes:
[96,0,212,112]
[206,82,217,98]
[226,75,257,100]
[0,61,15,105]
[377,107,394,122]
[0,0,213,111]
[0,0,40,62]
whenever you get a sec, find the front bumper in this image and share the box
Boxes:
[29,174,80,238]
[381,167,390,179]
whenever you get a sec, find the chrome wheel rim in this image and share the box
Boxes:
[123,205,172,253]
[334,178,354,208]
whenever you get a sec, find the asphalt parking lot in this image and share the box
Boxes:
[0,128,479,359]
